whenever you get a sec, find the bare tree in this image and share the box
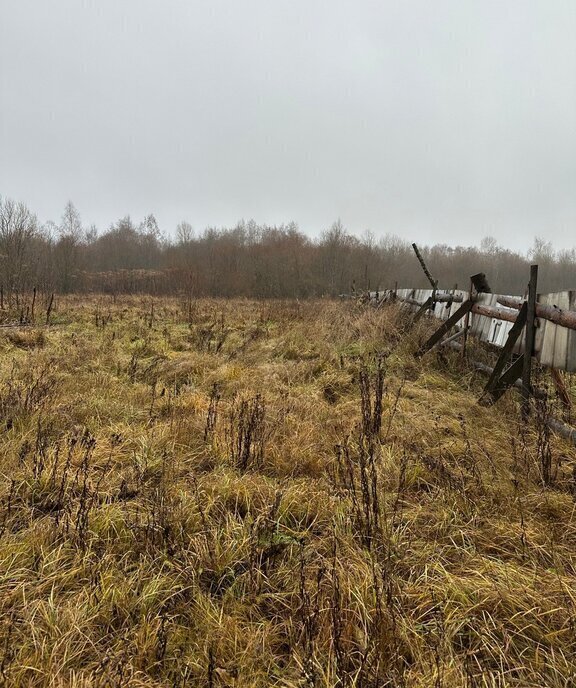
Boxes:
[54,201,83,292]
[480,236,499,255]
[176,221,194,245]
[0,197,39,299]
[529,236,555,264]
[3,195,576,297]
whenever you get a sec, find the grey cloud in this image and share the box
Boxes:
[1,0,575,250]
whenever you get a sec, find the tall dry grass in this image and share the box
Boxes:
[0,295,574,686]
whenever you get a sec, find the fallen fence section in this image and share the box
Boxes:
[369,255,576,446]
[367,283,576,445]
[372,287,576,373]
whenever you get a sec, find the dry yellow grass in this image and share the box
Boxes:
[0,295,575,687]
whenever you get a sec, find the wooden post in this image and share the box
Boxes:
[31,287,36,323]
[414,300,474,357]
[522,264,538,417]
[46,293,54,326]
[412,296,434,324]
[462,279,473,358]
[486,355,525,405]
[479,302,527,405]
[411,243,436,291]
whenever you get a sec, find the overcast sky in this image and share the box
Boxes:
[1,1,575,250]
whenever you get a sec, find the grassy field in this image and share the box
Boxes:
[0,295,575,687]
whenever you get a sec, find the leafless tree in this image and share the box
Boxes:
[2,195,576,297]
[0,197,39,300]
[54,201,83,292]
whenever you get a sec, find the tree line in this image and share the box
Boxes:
[1,196,573,300]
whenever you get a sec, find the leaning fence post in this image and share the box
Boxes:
[522,264,538,417]
[411,243,436,290]
[462,279,473,357]
[414,299,474,357]
[411,242,439,315]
